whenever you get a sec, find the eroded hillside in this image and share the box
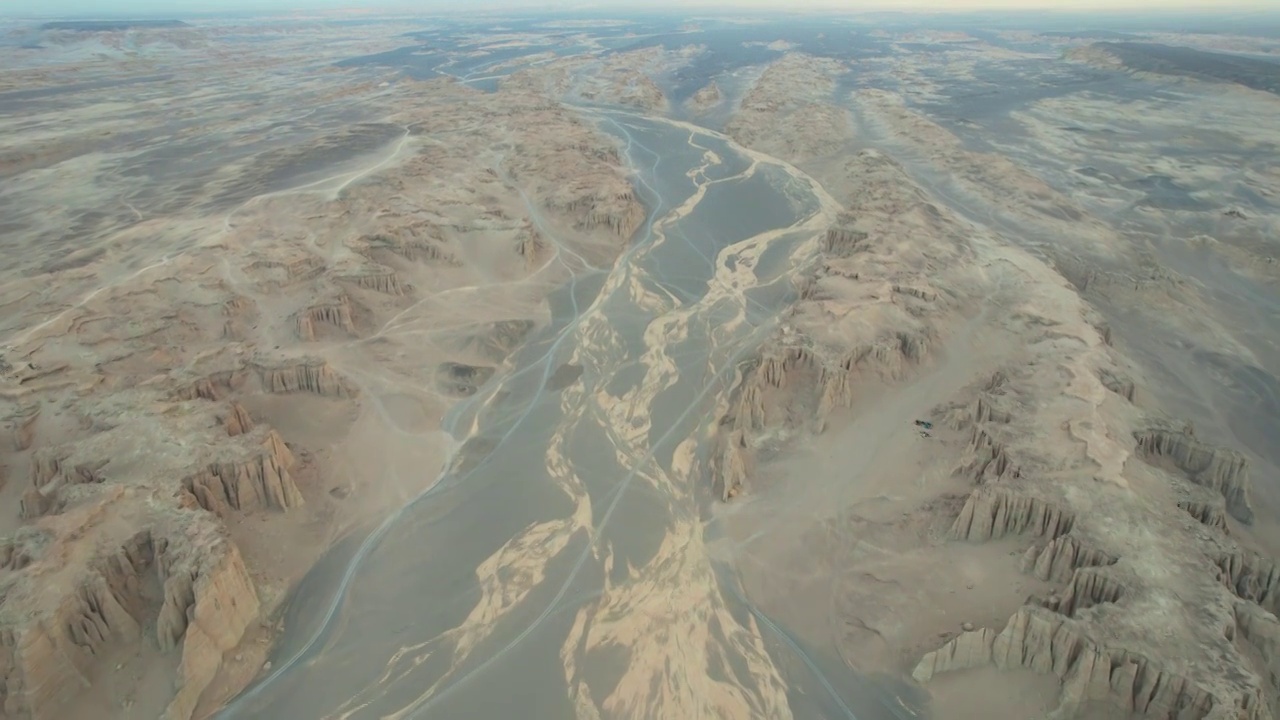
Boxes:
[0,58,641,720]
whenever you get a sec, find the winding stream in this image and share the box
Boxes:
[216,108,909,720]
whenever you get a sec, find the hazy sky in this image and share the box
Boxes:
[4,0,1277,18]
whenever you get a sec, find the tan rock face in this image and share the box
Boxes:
[253,359,354,397]
[1135,426,1254,524]
[163,535,260,720]
[950,487,1076,543]
[0,516,259,720]
[1023,535,1118,584]
[916,606,1264,720]
[182,429,301,517]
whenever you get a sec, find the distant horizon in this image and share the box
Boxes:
[5,1,1280,21]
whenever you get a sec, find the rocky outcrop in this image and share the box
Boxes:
[547,190,645,238]
[27,448,108,497]
[845,331,929,379]
[29,448,63,488]
[618,76,666,111]
[709,200,944,500]
[971,395,1013,425]
[725,54,852,163]
[950,487,1075,542]
[253,359,354,397]
[0,529,49,571]
[1180,499,1230,532]
[911,626,1001,683]
[0,522,258,720]
[175,370,239,402]
[1217,551,1280,617]
[892,284,938,304]
[823,221,869,257]
[337,268,404,295]
[435,362,495,397]
[757,344,818,392]
[244,255,326,288]
[1135,428,1253,524]
[515,224,548,271]
[958,426,1021,484]
[18,487,52,519]
[1099,368,1137,402]
[222,296,253,317]
[1034,568,1126,618]
[915,608,1262,718]
[687,81,722,114]
[361,233,462,267]
[912,606,1257,719]
[462,319,537,363]
[159,531,260,720]
[295,295,357,341]
[1233,601,1280,696]
[69,459,107,485]
[1022,535,1118,583]
[945,391,1025,484]
[7,405,38,451]
[182,429,301,516]
[0,533,155,719]
[221,296,255,340]
[219,401,254,437]
[712,428,754,501]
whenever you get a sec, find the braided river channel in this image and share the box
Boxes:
[216,108,916,720]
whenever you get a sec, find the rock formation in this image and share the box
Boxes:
[711,428,755,501]
[545,188,646,238]
[515,223,548,271]
[1180,498,1230,532]
[0,508,260,720]
[707,46,1280,720]
[1098,368,1137,402]
[912,606,1259,719]
[1217,551,1280,617]
[1033,567,1126,617]
[295,295,357,340]
[1022,535,1119,583]
[219,402,255,437]
[448,319,538,363]
[182,429,301,517]
[1135,426,1254,524]
[435,362,496,397]
[337,267,405,295]
[687,81,722,115]
[358,232,462,267]
[158,528,260,720]
[0,528,48,571]
[904,329,1279,719]
[254,359,354,397]
[958,425,1022,484]
[950,487,1076,542]
[707,149,970,501]
[6,405,39,451]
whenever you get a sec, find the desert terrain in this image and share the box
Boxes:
[1,9,1279,720]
